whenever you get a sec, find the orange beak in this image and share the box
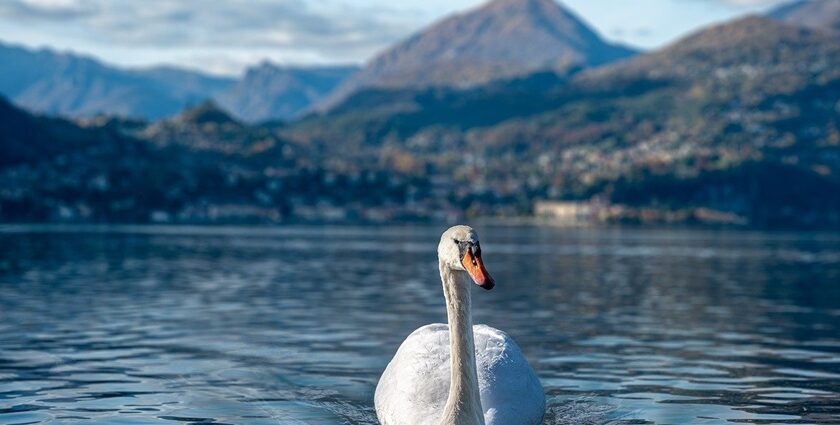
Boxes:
[462,249,495,290]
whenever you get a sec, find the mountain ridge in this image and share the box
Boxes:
[0,42,234,120]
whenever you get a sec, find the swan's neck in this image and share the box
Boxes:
[439,262,484,425]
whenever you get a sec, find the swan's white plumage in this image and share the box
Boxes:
[375,323,545,425]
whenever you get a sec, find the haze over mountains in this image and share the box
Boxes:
[1,0,839,226]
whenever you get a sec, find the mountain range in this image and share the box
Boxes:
[1,0,839,226]
[4,0,835,123]
[282,14,840,226]
[0,43,232,120]
[0,42,357,122]
[0,0,633,122]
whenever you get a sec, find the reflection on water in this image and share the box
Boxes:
[1,224,839,424]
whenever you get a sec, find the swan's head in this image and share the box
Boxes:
[438,225,495,290]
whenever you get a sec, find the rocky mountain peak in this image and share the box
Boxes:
[317,0,636,111]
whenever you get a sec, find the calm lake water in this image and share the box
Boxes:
[1,224,839,424]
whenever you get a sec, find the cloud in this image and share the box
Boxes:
[0,0,97,20]
[685,0,789,7]
[0,0,413,65]
[718,0,784,5]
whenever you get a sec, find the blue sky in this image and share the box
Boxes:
[0,0,789,76]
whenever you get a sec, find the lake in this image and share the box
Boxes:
[1,224,839,424]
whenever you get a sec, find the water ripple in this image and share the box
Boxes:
[1,225,839,424]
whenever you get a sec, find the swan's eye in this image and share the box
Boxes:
[455,239,470,260]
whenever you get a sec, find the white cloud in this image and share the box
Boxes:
[686,0,789,8]
[22,0,81,8]
[0,0,414,67]
[0,0,95,19]
[719,0,785,5]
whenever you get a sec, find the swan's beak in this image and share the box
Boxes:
[462,248,495,290]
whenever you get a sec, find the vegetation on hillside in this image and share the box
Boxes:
[1,16,839,227]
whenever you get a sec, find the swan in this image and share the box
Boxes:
[375,225,545,425]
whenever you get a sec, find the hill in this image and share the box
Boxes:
[0,96,430,223]
[136,100,302,156]
[0,96,128,166]
[319,0,636,110]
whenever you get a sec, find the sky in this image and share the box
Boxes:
[0,0,792,76]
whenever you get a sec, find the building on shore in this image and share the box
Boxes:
[533,200,597,225]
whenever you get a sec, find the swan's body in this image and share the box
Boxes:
[375,225,545,425]
[375,324,544,425]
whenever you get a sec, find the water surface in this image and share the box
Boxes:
[1,225,839,424]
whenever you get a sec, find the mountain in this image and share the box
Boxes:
[0,42,357,122]
[318,0,636,110]
[284,16,840,226]
[0,42,234,120]
[769,0,840,32]
[216,62,358,123]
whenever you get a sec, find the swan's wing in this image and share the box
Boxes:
[474,325,546,425]
[374,324,545,425]
[375,324,450,425]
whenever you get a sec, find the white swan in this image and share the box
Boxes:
[375,225,545,425]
